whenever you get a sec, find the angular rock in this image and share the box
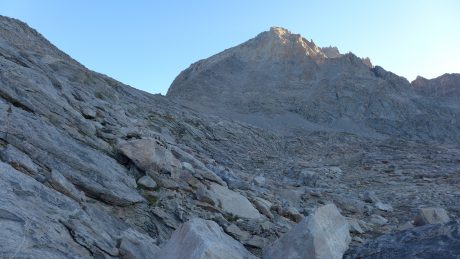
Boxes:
[225,224,251,242]
[208,183,261,219]
[195,186,218,206]
[118,138,182,175]
[414,207,450,226]
[375,201,393,212]
[155,218,257,259]
[246,235,268,249]
[253,197,274,219]
[263,204,350,259]
[252,175,266,186]
[348,218,365,234]
[137,175,157,190]
[369,214,388,226]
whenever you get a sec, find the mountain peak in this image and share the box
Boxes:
[269,26,291,36]
[245,27,327,62]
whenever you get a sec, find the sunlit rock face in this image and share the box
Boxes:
[412,73,460,97]
[168,27,460,141]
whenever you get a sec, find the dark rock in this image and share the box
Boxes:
[345,221,460,258]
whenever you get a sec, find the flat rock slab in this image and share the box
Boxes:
[208,183,261,219]
[345,220,460,258]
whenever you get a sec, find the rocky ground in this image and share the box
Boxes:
[0,15,459,258]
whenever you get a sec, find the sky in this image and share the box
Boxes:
[1,1,459,94]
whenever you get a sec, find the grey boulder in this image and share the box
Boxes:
[414,207,450,226]
[154,218,257,259]
[263,203,350,259]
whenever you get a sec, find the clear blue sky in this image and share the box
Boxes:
[1,1,459,94]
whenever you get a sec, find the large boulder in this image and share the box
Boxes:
[118,138,182,175]
[208,183,261,219]
[345,220,460,258]
[414,207,450,226]
[263,203,350,259]
[154,218,256,259]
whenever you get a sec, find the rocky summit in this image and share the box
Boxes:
[0,15,459,259]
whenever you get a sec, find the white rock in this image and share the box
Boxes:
[370,214,388,225]
[137,175,157,190]
[414,207,450,226]
[209,183,261,219]
[253,175,266,186]
[375,201,393,212]
[155,218,256,259]
[263,204,350,259]
[182,162,195,173]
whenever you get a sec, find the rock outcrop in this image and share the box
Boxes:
[412,73,460,97]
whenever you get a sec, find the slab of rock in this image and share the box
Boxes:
[375,201,393,212]
[119,229,160,259]
[155,218,256,259]
[369,214,388,226]
[348,218,365,234]
[345,221,460,258]
[225,224,251,242]
[118,138,182,175]
[414,207,450,226]
[253,197,274,219]
[263,204,350,259]
[246,235,268,249]
[208,183,261,219]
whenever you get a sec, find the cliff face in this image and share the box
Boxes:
[168,27,460,141]
[412,73,460,97]
[1,16,459,258]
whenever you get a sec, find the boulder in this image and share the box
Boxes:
[208,183,261,219]
[253,175,266,186]
[253,197,274,219]
[414,207,450,226]
[155,218,257,259]
[118,138,182,175]
[375,201,393,212]
[137,175,157,190]
[263,204,350,259]
[369,214,388,226]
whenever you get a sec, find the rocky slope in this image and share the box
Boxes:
[0,16,459,258]
[168,27,460,142]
